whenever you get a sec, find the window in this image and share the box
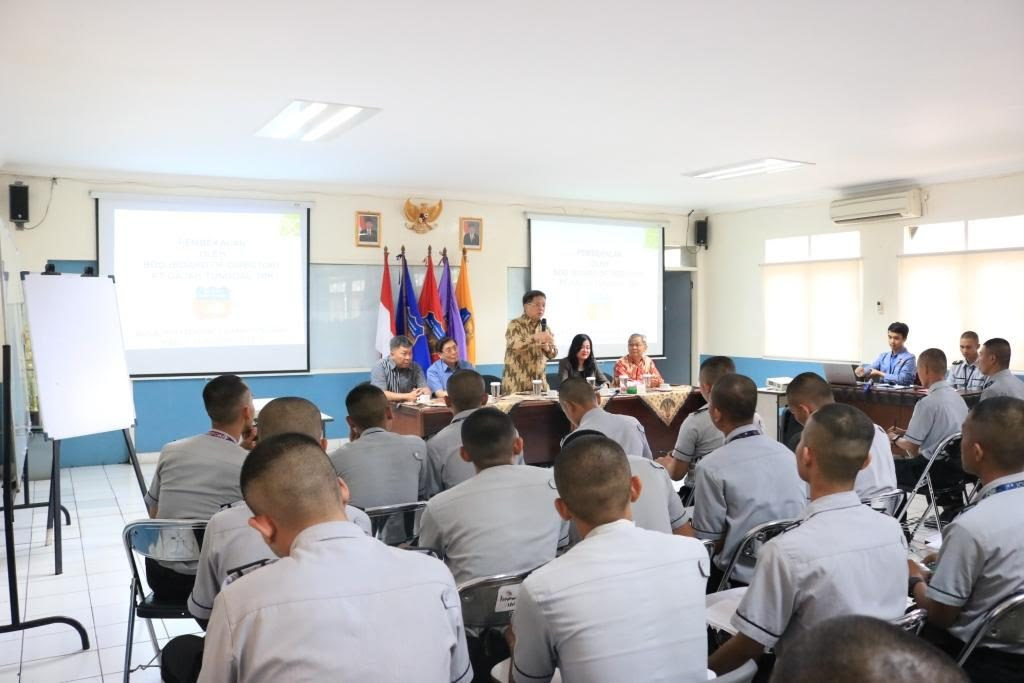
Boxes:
[762,231,862,361]
[899,215,1024,371]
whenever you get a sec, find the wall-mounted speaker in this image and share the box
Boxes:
[695,218,709,249]
[9,183,28,225]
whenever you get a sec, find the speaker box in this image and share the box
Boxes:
[695,219,709,249]
[9,183,28,224]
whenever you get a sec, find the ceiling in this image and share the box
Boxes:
[2,0,1022,210]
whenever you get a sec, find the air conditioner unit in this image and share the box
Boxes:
[829,189,922,224]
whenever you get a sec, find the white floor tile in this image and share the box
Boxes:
[93,621,162,651]
[27,574,90,598]
[160,619,202,638]
[0,636,21,666]
[93,603,132,628]
[97,640,159,676]
[0,661,19,680]
[89,586,128,608]
[24,589,92,620]
[85,571,132,591]
[20,627,93,663]
[19,650,102,683]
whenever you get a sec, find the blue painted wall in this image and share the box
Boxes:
[699,355,825,387]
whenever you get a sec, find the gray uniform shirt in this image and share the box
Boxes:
[370,357,429,394]
[856,425,899,500]
[574,407,653,460]
[980,368,1024,401]
[903,380,968,460]
[628,456,687,534]
[425,408,480,497]
[418,464,567,585]
[946,360,986,391]
[198,521,472,683]
[512,520,709,683]
[732,491,908,656]
[927,472,1024,653]
[671,408,766,464]
[187,501,372,620]
[328,428,428,508]
[144,431,248,520]
[691,425,807,583]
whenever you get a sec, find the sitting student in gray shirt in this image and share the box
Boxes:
[978,337,1024,401]
[709,403,908,677]
[144,374,255,601]
[425,369,490,497]
[329,384,428,540]
[909,397,1024,683]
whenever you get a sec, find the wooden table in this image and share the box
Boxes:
[392,390,705,466]
[831,384,981,453]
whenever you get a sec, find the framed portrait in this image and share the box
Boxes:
[460,217,483,250]
[355,211,381,247]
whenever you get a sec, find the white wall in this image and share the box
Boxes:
[698,171,1024,361]
[1,171,690,366]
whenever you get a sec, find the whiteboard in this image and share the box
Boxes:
[22,274,135,440]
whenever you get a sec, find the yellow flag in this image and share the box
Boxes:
[455,249,476,363]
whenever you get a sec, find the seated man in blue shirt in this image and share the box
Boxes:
[426,336,474,398]
[856,321,917,385]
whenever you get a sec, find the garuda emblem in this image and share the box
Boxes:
[403,199,443,234]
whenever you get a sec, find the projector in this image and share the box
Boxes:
[766,377,793,391]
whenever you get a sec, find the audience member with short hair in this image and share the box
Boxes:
[370,335,431,402]
[510,434,708,682]
[679,374,806,586]
[770,615,968,683]
[426,336,474,398]
[947,331,986,391]
[425,370,492,496]
[909,396,1024,683]
[890,349,968,498]
[187,397,371,625]
[786,371,897,499]
[558,377,653,459]
[198,433,471,682]
[856,321,917,385]
[328,383,429,510]
[143,374,255,601]
[978,338,1024,401]
[563,429,686,537]
[709,403,908,676]
[657,355,764,482]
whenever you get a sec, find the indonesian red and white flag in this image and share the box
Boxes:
[375,250,396,357]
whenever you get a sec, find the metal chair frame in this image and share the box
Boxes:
[896,432,966,537]
[892,608,928,634]
[717,519,799,592]
[457,569,535,630]
[122,519,207,683]
[862,489,909,518]
[363,501,427,545]
[957,591,1024,666]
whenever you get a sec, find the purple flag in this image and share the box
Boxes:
[439,253,468,361]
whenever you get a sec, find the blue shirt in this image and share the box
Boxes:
[426,358,475,394]
[864,348,917,385]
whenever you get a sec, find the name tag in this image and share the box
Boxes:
[494,585,521,613]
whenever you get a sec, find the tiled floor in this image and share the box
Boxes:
[0,461,196,682]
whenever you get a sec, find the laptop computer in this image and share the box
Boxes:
[823,362,860,386]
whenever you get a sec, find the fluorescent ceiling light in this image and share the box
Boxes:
[686,158,813,180]
[255,100,379,141]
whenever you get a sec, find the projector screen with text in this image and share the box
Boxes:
[529,216,664,359]
[97,195,309,376]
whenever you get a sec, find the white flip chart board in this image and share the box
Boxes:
[22,274,135,440]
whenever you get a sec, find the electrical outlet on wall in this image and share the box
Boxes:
[876,300,884,314]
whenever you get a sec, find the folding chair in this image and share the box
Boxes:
[122,519,206,683]
[700,538,715,560]
[458,570,534,631]
[957,591,1024,666]
[715,659,757,683]
[892,607,927,634]
[897,432,967,537]
[717,519,799,592]
[862,489,908,517]
[363,501,427,545]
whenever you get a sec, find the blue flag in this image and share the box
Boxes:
[395,254,432,371]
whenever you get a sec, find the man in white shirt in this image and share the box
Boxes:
[510,434,708,683]
[144,374,254,601]
[785,371,897,500]
[709,403,908,677]
[558,377,652,459]
[199,433,472,682]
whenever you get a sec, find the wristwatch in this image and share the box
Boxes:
[908,576,925,597]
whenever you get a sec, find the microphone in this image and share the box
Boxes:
[540,318,547,332]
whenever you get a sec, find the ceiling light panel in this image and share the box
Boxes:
[255,100,380,141]
[686,158,813,180]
